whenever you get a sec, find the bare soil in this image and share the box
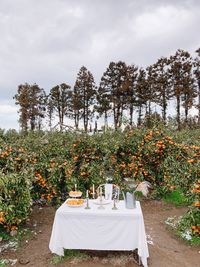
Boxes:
[1,200,200,267]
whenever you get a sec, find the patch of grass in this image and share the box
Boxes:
[50,255,64,265]
[50,250,89,265]
[163,189,189,206]
[64,249,89,259]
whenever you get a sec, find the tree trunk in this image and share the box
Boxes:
[129,104,133,126]
[75,110,80,129]
[38,118,41,131]
[75,113,78,129]
[162,91,167,124]
[138,105,142,126]
[198,81,200,124]
[184,94,189,124]
[84,118,87,132]
[84,104,89,132]
[162,102,167,125]
[116,104,121,128]
[113,103,117,130]
[58,107,62,131]
[94,120,98,132]
[83,105,86,132]
[104,111,108,128]
[145,104,148,115]
[148,101,151,115]
[119,104,124,128]
[49,112,52,130]
[176,94,181,130]
[30,119,34,131]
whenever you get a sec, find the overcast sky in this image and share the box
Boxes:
[0,0,199,130]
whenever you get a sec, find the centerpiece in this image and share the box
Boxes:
[68,184,82,198]
[66,184,84,207]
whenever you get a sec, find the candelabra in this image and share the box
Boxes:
[112,198,118,210]
[84,190,90,209]
[85,197,91,209]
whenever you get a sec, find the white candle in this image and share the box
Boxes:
[75,184,77,191]
[93,184,95,195]
[86,190,89,198]
[100,186,102,195]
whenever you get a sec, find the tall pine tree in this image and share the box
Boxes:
[153,57,172,124]
[135,68,148,126]
[14,83,45,131]
[49,83,72,131]
[74,66,96,132]
[169,50,195,129]
[99,61,128,129]
[194,48,200,124]
[125,64,138,126]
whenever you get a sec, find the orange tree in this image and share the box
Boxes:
[0,170,32,231]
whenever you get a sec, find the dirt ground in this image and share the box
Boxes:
[1,200,200,267]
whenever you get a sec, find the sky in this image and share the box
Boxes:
[0,0,199,130]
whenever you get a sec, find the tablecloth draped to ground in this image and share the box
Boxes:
[49,200,149,267]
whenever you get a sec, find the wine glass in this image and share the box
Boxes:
[113,186,120,203]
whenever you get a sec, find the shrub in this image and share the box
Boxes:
[0,171,32,230]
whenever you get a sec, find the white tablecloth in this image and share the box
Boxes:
[49,200,149,267]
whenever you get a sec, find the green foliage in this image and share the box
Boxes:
[163,189,190,206]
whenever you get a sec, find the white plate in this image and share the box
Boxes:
[69,192,82,198]
[67,203,84,208]
[93,199,112,205]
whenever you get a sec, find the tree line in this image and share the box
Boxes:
[14,48,200,132]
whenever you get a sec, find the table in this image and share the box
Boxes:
[49,200,149,267]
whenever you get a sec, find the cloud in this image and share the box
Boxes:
[0,103,17,115]
[0,102,19,130]
[0,0,199,129]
